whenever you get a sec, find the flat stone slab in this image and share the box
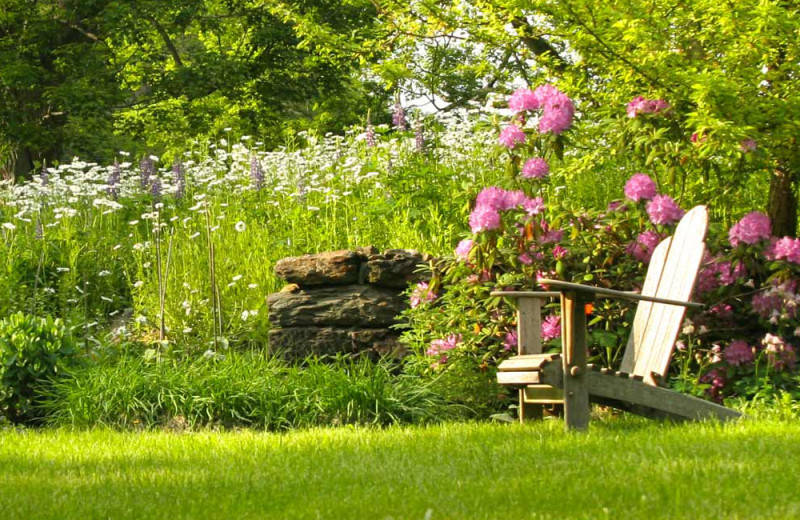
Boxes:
[359,249,430,288]
[274,250,361,285]
[267,284,407,328]
[268,327,405,358]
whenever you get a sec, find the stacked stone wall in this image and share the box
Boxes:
[267,248,429,358]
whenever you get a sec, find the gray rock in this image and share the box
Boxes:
[268,327,405,358]
[359,249,430,288]
[274,250,361,285]
[267,284,407,328]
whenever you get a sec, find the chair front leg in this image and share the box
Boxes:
[516,297,544,423]
[561,290,591,431]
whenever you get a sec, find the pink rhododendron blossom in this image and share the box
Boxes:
[626,230,663,263]
[475,186,507,211]
[717,261,746,285]
[728,211,771,247]
[541,227,564,243]
[426,333,462,356]
[724,340,754,366]
[765,236,800,264]
[552,245,569,260]
[623,173,658,202]
[626,96,669,118]
[501,190,528,211]
[740,139,757,153]
[541,314,561,341]
[518,252,533,265]
[410,281,438,308]
[751,280,799,321]
[498,125,526,148]
[533,85,560,106]
[454,239,474,261]
[523,196,546,216]
[508,88,539,113]
[521,157,549,179]
[646,194,684,225]
[469,205,501,233]
[538,93,575,134]
[504,330,518,351]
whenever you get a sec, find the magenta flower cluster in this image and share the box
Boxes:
[646,194,685,225]
[728,211,771,247]
[410,281,437,308]
[504,85,575,138]
[498,125,526,149]
[765,237,800,264]
[626,230,663,263]
[622,173,685,225]
[426,333,462,357]
[469,187,546,234]
[454,239,474,261]
[723,340,754,366]
[623,173,657,202]
[541,315,561,341]
[626,96,669,118]
[521,157,549,179]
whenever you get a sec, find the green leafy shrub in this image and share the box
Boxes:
[0,312,76,423]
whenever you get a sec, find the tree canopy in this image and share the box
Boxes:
[0,0,386,174]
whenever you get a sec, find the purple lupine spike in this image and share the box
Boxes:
[35,218,43,240]
[365,112,376,148]
[40,164,49,187]
[140,157,154,192]
[150,177,162,202]
[250,154,264,191]
[107,160,121,199]
[415,120,425,152]
[173,160,185,199]
[392,98,407,131]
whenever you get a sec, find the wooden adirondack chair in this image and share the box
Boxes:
[492,205,743,430]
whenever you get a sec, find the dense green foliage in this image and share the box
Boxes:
[0,312,75,423]
[372,0,800,234]
[0,0,386,172]
[2,420,800,519]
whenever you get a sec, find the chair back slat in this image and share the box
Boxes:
[619,206,708,385]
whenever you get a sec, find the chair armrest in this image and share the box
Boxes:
[489,291,561,299]
[537,279,704,309]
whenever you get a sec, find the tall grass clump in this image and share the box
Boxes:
[42,352,475,429]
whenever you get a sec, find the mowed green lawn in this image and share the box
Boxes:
[1,419,798,519]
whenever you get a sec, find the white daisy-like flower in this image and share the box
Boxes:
[235,221,246,232]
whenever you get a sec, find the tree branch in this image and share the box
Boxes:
[148,17,183,68]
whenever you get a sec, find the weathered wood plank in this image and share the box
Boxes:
[641,207,707,382]
[517,297,544,422]
[490,291,562,298]
[497,354,560,372]
[620,238,671,374]
[561,290,591,431]
[497,371,541,386]
[523,385,565,403]
[586,372,742,422]
[517,298,543,356]
[536,279,702,308]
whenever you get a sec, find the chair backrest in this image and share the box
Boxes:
[619,205,708,385]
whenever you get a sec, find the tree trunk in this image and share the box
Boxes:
[767,167,798,238]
